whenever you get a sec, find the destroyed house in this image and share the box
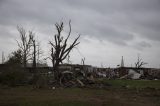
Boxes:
[58,64,93,74]
[115,67,158,79]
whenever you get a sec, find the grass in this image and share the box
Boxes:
[99,79,160,89]
[0,79,160,106]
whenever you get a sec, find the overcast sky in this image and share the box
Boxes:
[0,0,160,68]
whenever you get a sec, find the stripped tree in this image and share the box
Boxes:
[135,55,147,68]
[30,36,36,68]
[49,20,80,82]
[17,26,34,68]
[30,36,43,69]
[81,57,85,65]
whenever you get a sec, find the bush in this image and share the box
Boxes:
[0,66,28,87]
[0,49,29,86]
[31,73,48,88]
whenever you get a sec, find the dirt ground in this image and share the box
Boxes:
[0,85,159,106]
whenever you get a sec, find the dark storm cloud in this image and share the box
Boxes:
[0,0,160,45]
[59,0,160,43]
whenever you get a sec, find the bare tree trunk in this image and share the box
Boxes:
[49,20,80,84]
[32,40,36,68]
[23,52,27,69]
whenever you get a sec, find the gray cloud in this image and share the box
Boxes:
[139,41,152,48]
[132,41,152,51]
[0,0,160,67]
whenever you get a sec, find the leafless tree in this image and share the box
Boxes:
[1,51,5,64]
[67,55,72,64]
[36,42,43,64]
[81,57,85,65]
[49,20,80,81]
[17,26,34,68]
[30,37,43,68]
[135,55,147,68]
[30,36,36,68]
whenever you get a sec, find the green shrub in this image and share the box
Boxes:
[0,67,28,86]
